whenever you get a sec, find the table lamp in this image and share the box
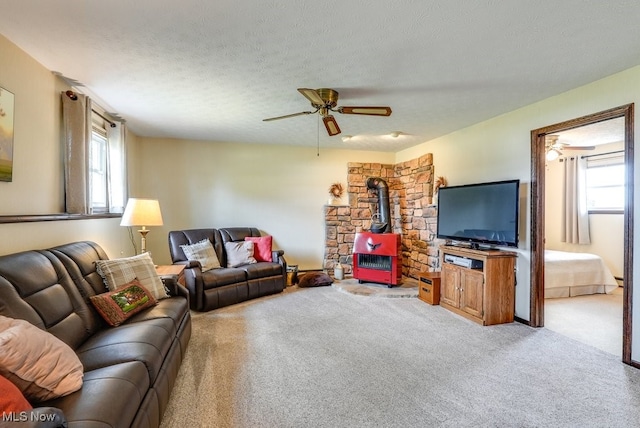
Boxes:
[120,198,164,254]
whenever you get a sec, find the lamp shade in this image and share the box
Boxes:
[120,198,163,227]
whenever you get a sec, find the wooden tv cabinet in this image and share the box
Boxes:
[439,245,517,326]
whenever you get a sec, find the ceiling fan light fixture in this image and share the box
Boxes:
[546,148,561,161]
[390,131,401,138]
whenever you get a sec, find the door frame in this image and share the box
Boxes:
[529,104,634,364]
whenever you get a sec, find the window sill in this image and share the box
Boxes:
[0,213,121,224]
[588,210,624,215]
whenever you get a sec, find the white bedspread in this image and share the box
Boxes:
[545,250,618,298]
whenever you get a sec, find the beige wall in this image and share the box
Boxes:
[134,137,394,267]
[0,34,130,257]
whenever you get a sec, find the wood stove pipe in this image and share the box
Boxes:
[366,177,391,234]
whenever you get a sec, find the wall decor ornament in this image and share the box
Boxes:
[0,86,15,182]
[328,182,344,205]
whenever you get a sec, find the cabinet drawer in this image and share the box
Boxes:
[418,273,440,305]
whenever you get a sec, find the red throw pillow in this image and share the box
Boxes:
[245,236,273,262]
[0,374,32,414]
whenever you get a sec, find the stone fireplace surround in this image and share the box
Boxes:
[323,153,443,280]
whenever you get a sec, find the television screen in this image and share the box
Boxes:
[436,179,520,248]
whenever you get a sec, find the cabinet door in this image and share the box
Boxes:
[460,270,484,319]
[440,264,460,307]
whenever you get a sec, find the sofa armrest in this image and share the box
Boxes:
[174,259,201,269]
[272,250,285,263]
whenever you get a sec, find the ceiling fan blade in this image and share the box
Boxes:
[263,110,316,121]
[338,106,392,116]
[561,146,596,150]
[323,115,341,136]
[298,88,325,106]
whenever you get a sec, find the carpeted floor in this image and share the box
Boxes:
[160,285,640,428]
[545,287,624,357]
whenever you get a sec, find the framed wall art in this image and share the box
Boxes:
[0,86,15,182]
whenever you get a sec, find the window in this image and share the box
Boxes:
[90,110,126,214]
[586,153,625,212]
[62,91,126,215]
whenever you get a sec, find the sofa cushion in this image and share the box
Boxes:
[245,236,273,262]
[44,362,149,428]
[89,279,157,327]
[225,241,257,267]
[238,262,284,280]
[0,315,84,402]
[0,373,32,413]
[202,268,248,288]
[76,320,173,383]
[96,252,169,300]
[180,239,221,271]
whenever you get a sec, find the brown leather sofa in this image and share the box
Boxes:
[168,227,286,311]
[0,241,191,428]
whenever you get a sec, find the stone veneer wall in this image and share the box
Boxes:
[323,153,443,279]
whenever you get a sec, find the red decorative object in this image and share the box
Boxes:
[352,232,402,287]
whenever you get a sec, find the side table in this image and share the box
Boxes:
[156,265,186,287]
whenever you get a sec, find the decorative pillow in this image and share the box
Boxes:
[89,279,157,327]
[0,373,32,413]
[0,315,84,402]
[298,272,334,287]
[244,236,273,262]
[96,252,169,300]
[225,241,257,268]
[180,239,221,271]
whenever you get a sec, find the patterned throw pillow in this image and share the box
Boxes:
[244,236,273,262]
[89,279,157,326]
[180,239,221,271]
[0,315,84,402]
[96,252,169,300]
[225,241,257,267]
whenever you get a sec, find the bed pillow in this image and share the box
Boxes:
[180,239,221,271]
[89,279,157,326]
[225,241,257,268]
[0,315,84,402]
[244,236,273,262]
[0,373,32,413]
[96,252,169,300]
[298,272,334,287]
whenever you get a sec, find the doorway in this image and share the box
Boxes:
[530,104,634,364]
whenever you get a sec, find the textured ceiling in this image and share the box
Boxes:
[2,1,640,152]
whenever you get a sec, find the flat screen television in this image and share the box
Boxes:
[436,179,520,248]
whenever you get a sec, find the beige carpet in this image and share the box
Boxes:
[160,285,640,428]
[545,286,624,357]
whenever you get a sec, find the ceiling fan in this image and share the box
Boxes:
[545,135,595,161]
[263,88,392,136]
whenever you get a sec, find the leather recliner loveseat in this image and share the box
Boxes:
[168,227,286,312]
[0,241,191,427]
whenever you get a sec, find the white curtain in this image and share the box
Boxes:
[561,156,591,244]
[62,91,92,214]
[106,122,127,213]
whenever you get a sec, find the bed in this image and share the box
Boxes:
[545,250,619,298]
